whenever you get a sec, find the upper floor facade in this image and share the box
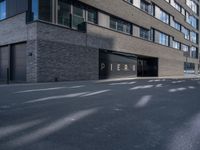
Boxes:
[0,0,199,59]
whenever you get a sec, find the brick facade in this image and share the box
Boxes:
[0,0,199,82]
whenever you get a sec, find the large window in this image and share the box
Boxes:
[184,62,195,73]
[181,26,190,40]
[39,0,52,22]
[171,20,181,31]
[182,44,190,57]
[190,46,198,58]
[186,12,198,29]
[190,31,198,44]
[110,17,132,34]
[171,0,181,12]
[125,0,133,4]
[87,8,98,24]
[0,0,6,20]
[186,0,198,14]
[182,44,189,52]
[140,27,150,40]
[31,0,52,22]
[29,0,97,31]
[58,0,71,27]
[72,4,85,29]
[172,40,180,50]
[140,0,151,14]
[155,6,169,24]
[154,30,169,46]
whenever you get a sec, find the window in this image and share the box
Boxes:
[125,0,133,4]
[154,30,169,46]
[181,26,190,40]
[0,0,6,20]
[172,40,180,50]
[39,0,53,22]
[31,0,39,20]
[186,12,197,29]
[140,27,149,40]
[58,0,71,27]
[184,62,195,73]
[155,6,169,24]
[190,31,198,44]
[110,17,132,34]
[29,0,96,31]
[186,0,197,14]
[140,0,151,14]
[172,20,181,31]
[182,44,189,52]
[190,46,198,58]
[72,4,85,29]
[87,8,97,24]
[181,8,186,16]
[31,0,52,22]
[171,0,181,12]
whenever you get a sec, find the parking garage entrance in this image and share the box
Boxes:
[99,50,137,79]
[137,56,158,77]
[99,50,158,79]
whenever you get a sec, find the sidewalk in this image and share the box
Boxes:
[97,74,200,83]
[0,74,200,86]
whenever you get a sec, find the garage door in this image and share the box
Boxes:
[0,46,9,81]
[99,50,137,79]
[10,43,26,81]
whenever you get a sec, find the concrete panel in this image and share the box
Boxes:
[0,13,28,46]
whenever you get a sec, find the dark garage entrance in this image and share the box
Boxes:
[0,46,10,81]
[137,56,158,77]
[10,43,27,81]
[99,50,137,79]
[0,43,26,82]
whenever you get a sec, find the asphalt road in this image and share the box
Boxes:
[0,78,200,150]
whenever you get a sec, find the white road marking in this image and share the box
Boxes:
[168,113,200,150]
[134,95,152,108]
[148,79,161,83]
[0,119,44,139]
[15,87,68,94]
[169,86,196,93]
[172,80,185,84]
[130,85,154,90]
[169,87,187,93]
[109,82,136,85]
[81,90,110,97]
[188,86,195,89]
[8,108,99,147]
[156,84,163,88]
[69,85,85,89]
[15,85,85,94]
[25,92,88,103]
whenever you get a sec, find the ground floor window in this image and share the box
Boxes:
[184,62,195,74]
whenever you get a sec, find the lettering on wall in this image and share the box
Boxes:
[101,63,136,72]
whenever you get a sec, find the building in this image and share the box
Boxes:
[0,0,199,83]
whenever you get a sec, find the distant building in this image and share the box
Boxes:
[0,0,199,82]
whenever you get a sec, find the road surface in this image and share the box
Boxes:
[0,78,200,150]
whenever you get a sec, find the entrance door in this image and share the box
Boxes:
[10,43,26,82]
[137,57,158,77]
[0,46,9,81]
